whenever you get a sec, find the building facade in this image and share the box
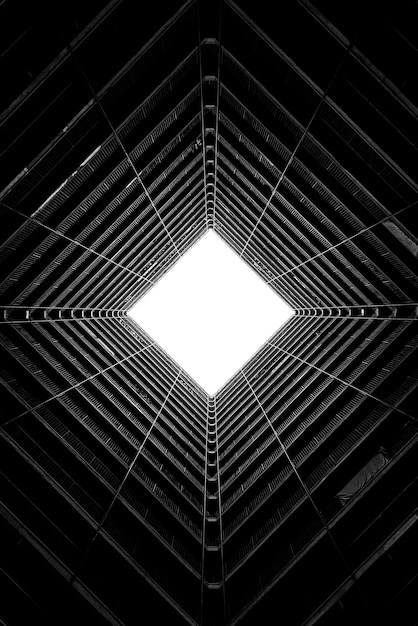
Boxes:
[1,1,418,624]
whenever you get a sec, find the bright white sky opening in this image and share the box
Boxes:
[128,230,293,395]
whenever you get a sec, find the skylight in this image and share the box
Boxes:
[129,230,293,395]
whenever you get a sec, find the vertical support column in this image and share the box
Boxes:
[201,396,225,625]
[198,0,222,230]
[200,396,210,624]
[0,307,126,322]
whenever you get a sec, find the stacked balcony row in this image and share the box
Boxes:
[0,316,211,624]
[214,312,418,621]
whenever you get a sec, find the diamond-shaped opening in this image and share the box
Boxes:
[128,229,293,394]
